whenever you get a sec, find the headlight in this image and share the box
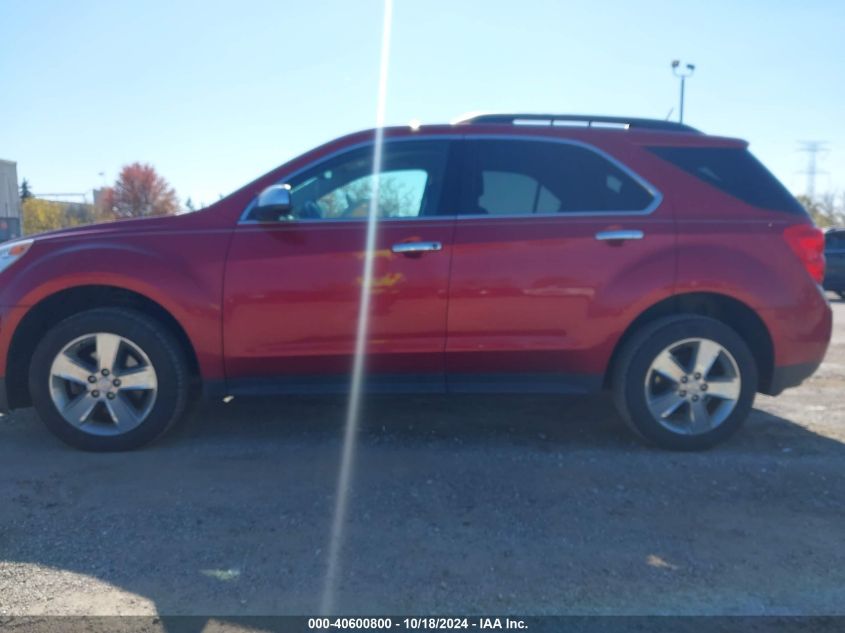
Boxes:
[0,239,34,275]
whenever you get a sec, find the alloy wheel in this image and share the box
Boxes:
[49,333,158,435]
[644,337,741,435]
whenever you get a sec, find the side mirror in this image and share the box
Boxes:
[253,184,293,221]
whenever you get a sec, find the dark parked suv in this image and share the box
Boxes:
[0,114,832,451]
[824,228,845,299]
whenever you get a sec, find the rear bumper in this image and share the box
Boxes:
[757,283,831,393]
[764,360,823,396]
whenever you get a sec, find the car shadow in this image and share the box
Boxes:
[1,394,844,625]
[175,393,845,456]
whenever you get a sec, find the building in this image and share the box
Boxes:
[0,159,22,241]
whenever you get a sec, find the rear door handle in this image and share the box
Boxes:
[595,230,644,241]
[391,241,443,254]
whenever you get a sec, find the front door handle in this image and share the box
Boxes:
[595,230,644,241]
[391,241,443,254]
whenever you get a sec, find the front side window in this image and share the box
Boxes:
[252,140,450,221]
[463,139,655,215]
[310,169,429,219]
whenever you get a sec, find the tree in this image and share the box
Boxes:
[22,198,65,234]
[21,198,100,235]
[20,179,33,200]
[99,163,179,219]
[185,197,196,213]
[65,202,98,226]
[797,193,844,228]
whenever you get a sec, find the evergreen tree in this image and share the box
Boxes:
[20,178,33,200]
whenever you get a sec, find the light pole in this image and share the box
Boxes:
[671,60,695,124]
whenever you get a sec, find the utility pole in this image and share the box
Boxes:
[797,141,828,199]
[671,60,695,124]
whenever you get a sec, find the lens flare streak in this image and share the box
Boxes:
[320,0,394,615]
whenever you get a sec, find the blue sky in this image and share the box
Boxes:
[1,0,843,207]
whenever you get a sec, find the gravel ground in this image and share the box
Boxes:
[1,297,843,617]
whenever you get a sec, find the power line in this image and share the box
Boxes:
[32,192,89,202]
[797,141,829,199]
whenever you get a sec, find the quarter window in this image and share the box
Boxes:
[464,140,655,215]
[648,146,806,216]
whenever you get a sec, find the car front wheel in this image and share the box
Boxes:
[29,308,189,451]
[612,315,758,450]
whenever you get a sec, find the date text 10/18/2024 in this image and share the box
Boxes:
[308,618,529,630]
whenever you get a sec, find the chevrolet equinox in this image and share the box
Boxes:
[0,114,832,451]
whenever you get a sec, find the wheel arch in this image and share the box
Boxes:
[6,285,201,409]
[604,292,775,394]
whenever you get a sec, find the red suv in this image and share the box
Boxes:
[0,114,831,451]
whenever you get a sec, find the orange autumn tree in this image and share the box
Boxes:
[100,162,179,219]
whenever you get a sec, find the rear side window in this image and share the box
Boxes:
[463,140,656,215]
[648,146,806,215]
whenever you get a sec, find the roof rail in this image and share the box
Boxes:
[453,113,700,133]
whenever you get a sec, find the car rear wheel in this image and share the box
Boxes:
[29,308,189,451]
[612,315,758,450]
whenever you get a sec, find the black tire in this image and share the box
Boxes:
[611,315,758,451]
[29,308,189,451]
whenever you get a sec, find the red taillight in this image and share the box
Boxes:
[783,224,825,284]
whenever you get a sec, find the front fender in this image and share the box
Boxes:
[0,230,231,381]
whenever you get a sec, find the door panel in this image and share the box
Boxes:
[446,216,675,390]
[224,220,453,384]
[222,139,457,392]
[445,138,676,392]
